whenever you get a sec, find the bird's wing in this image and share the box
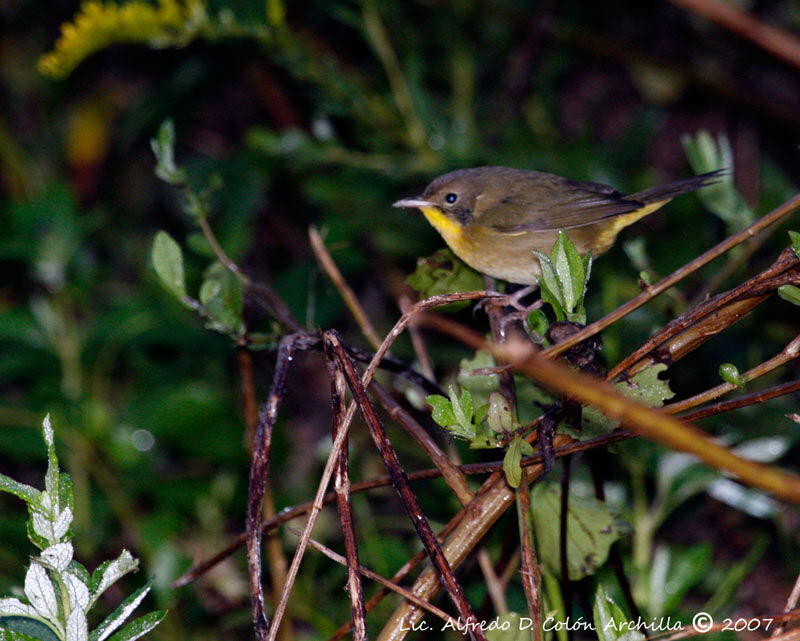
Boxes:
[482,178,644,232]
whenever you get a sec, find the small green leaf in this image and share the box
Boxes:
[530,482,620,580]
[0,475,40,505]
[538,278,566,322]
[151,120,186,185]
[533,250,563,308]
[151,232,188,304]
[89,584,152,641]
[779,284,800,307]
[552,230,584,312]
[593,584,645,641]
[405,249,484,312]
[681,130,754,232]
[527,308,549,339]
[503,437,524,488]
[582,364,674,437]
[199,263,244,336]
[105,611,166,641]
[458,350,501,401]
[458,387,474,426]
[486,392,515,434]
[789,230,800,260]
[426,395,456,429]
[719,363,745,389]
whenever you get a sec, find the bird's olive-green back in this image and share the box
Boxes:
[420,166,644,232]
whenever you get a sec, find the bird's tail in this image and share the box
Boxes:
[628,169,726,204]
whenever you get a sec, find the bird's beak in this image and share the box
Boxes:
[393,197,435,209]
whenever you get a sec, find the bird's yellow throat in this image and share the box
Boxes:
[420,206,464,245]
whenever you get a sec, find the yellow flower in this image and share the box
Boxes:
[38,0,202,78]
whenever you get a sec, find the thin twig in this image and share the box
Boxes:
[238,348,294,641]
[289,529,458,625]
[326,352,368,640]
[399,293,436,380]
[325,330,488,641]
[609,247,799,379]
[370,381,473,504]
[543,193,800,359]
[174,429,635,589]
[247,333,319,638]
[773,573,800,637]
[361,0,428,149]
[418,312,800,503]
[668,333,800,414]
[195,214,302,333]
[680,380,800,422]
[517,469,542,641]
[668,0,800,70]
[309,226,382,351]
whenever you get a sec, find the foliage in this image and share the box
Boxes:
[0,417,164,641]
[530,482,620,581]
[534,230,593,324]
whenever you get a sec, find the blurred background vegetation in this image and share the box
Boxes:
[2,0,800,639]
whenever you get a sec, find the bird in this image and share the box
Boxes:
[394,166,721,284]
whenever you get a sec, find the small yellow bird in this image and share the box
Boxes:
[394,166,721,284]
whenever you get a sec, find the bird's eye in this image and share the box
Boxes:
[445,193,458,204]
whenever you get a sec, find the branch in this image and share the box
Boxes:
[324,330,488,641]
[668,0,800,70]
[419,313,800,503]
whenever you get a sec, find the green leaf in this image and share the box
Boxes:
[486,392,515,434]
[405,249,484,312]
[89,550,138,606]
[105,611,166,641]
[681,130,754,232]
[42,415,58,501]
[150,120,186,185]
[593,584,645,641]
[0,475,40,505]
[0,618,59,641]
[151,232,188,304]
[457,387,474,426]
[503,437,524,488]
[530,482,619,580]
[527,308,549,339]
[779,285,800,307]
[57,475,73,516]
[582,364,675,437]
[538,278,566,322]
[199,263,244,335]
[458,350,500,402]
[89,584,152,641]
[789,230,800,260]
[533,250,564,309]
[425,395,456,429]
[719,363,745,389]
[552,230,584,312]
